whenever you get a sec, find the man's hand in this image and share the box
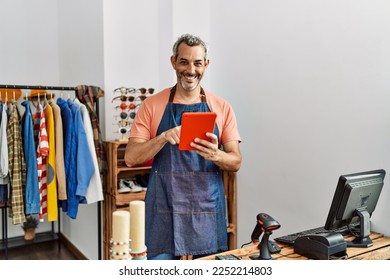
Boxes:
[162,126,181,145]
[190,132,219,160]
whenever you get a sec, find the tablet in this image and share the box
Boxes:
[179,112,217,151]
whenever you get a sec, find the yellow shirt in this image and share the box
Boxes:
[44,103,58,221]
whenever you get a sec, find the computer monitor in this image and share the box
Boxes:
[324,169,386,247]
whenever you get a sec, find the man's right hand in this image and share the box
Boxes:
[162,126,181,145]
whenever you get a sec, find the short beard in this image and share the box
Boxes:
[177,72,202,92]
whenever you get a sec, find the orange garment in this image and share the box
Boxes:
[44,103,58,221]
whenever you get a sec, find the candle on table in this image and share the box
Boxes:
[111,210,130,260]
[129,200,145,253]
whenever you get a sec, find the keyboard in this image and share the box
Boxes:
[274,225,350,245]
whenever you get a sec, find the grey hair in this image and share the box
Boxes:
[172,34,208,61]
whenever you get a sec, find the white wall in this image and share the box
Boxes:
[102,0,160,141]
[0,0,60,242]
[0,0,59,84]
[102,0,211,141]
[57,0,105,260]
[210,0,390,246]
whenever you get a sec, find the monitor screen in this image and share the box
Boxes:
[324,169,386,247]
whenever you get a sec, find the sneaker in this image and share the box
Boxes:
[118,179,144,193]
[135,174,149,191]
[133,181,147,192]
[118,179,131,193]
[128,180,144,193]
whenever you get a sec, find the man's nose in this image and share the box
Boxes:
[186,63,195,73]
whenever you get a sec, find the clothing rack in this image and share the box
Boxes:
[0,83,103,260]
[0,84,76,91]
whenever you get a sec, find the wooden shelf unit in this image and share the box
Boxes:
[223,170,237,250]
[103,140,150,259]
[103,139,237,259]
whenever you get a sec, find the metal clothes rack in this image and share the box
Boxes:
[0,83,103,260]
[0,84,75,90]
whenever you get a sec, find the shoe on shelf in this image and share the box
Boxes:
[133,181,147,192]
[118,179,144,193]
[135,174,149,190]
[118,179,131,193]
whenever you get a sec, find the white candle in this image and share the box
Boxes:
[111,210,130,260]
[129,200,145,252]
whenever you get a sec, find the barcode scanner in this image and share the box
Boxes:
[249,213,281,260]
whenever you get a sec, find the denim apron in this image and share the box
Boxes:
[145,85,227,258]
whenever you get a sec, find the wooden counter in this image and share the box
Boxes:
[197,232,390,260]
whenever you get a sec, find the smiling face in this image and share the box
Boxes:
[171,43,209,93]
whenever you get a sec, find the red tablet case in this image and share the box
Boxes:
[178,112,217,151]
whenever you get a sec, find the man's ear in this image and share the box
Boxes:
[205,58,210,68]
[170,56,176,69]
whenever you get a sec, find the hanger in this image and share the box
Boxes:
[43,90,47,107]
[24,89,55,102]
[47,90,55,100]
[0,87,21,103]
[29,89,44,108]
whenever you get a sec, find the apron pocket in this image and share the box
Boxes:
[155,171,219,214]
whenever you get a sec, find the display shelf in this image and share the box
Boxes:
[0,231,58,251]
[103,140,152,259]
[1,203,60,259]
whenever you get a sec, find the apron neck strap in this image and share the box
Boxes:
[169,85,206,103]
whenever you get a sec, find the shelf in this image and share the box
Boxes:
[227,223,235,233]
[114,191,146,207]
[103,140,152,259]
[117,166,151,173]
[0,231,58,251]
